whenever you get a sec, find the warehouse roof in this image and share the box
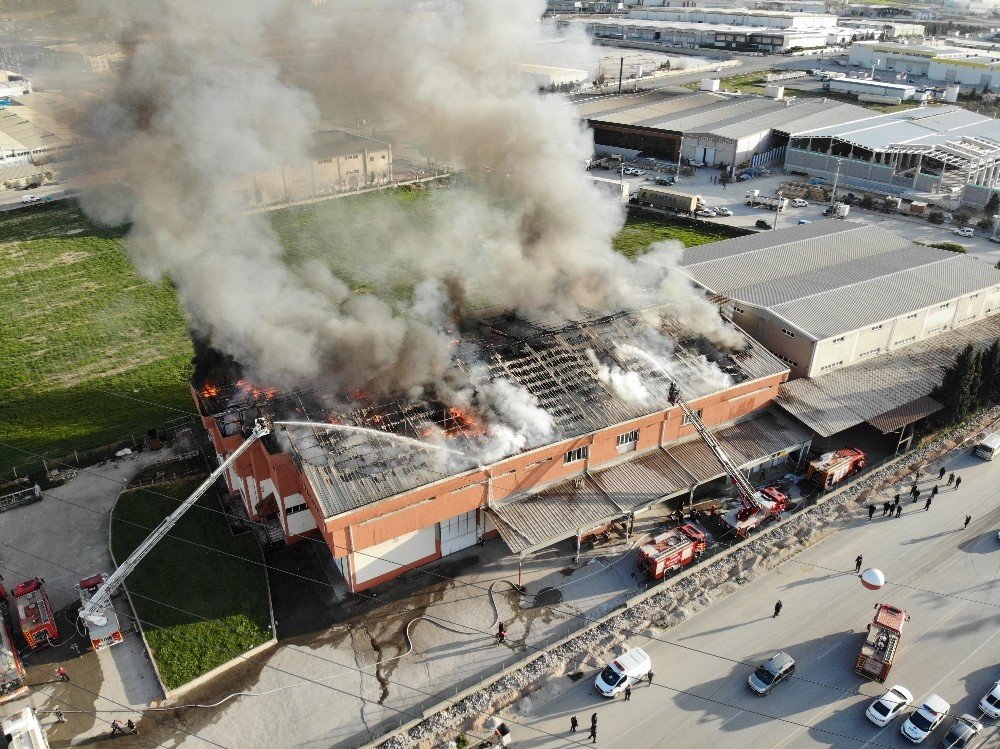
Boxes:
[677,221,1000,340]
[779,315,1000,436]
[578,92,871,140]
[791,105,1000,152]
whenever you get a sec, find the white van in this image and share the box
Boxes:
[1,708,50,749]
[974,433,1000,460]
[594,647,651,697]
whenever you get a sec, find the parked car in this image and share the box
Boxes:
[755,219,772,230]
[711,207,733,217]
[695,209,717,217]
[901,694,950,743]
[594,647,652,697]
[654,176,674,186]
[747,652,795,695]
[938,714,982,748]
[978,679,1000,719]
[633,169,646,176]
[688,160,705,168]
[867,685,913,727]
[791,198,809,208]
[20,194,39,204]
[953,227,975,238]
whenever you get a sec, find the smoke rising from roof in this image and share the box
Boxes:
[79,0,738,405]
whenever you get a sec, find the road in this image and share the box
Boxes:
[516,447,1000,749]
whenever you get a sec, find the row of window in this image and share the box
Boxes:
[781,328,795,338]
[859,347,881,359]
[564,446,589,464]
[820,360,844,371]
[616,430,639,447]
[285,503,309,516]
[895,335,916,346]
[773,352,799,368]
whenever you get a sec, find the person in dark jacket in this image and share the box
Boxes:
[855,555,863,573]
[773,600,783,617]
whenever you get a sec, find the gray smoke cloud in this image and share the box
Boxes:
[79,0,735,399]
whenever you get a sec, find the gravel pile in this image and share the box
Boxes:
[373,411,1000,749]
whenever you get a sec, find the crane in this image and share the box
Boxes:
[668,383,786,537]
[77,417,272,650]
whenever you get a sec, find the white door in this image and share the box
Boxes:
[440,510,479,556]
[705,148,717,166]
[695,146,706,162]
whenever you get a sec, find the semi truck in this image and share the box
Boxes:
[807,448,866,490]
[856,603,908,683]
[745,190,788,211]
[637,524,707,579]
[634,186,702,213]
[12,578,58,649]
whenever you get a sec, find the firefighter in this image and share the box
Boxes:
[855,555,863,573]
[939,466,946,480]
[948,472,955,486]
[55,666,69,682]
[773,600,783,618]
[570,716,578,733]
[964,515,972,529]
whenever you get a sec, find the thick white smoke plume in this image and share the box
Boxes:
[584,349,651,408]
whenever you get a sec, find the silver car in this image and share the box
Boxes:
[748,652,795,695]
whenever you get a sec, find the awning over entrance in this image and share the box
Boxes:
[487,408,812,556]
[866,395,943,435]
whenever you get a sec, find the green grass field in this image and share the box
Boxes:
[110,478,272,689]
[612,216,736,259]
[0,204,195,476]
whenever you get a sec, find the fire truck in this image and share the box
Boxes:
[668,384,788,538]
[77,418,272,647]
[638,524,707,579]
[0,586,28,704]
[12,578,58,649]
[855,603,908,683]
[807,448,866,490]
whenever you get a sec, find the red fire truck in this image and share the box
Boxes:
[855,603,908,683]
[0,607,28,704]
[807,448,866,490]
[721,485,788,538]
[76,574,123,652]
[638,524,707,579]
[12,578,58,649]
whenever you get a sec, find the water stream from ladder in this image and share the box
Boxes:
[273,420,470,458]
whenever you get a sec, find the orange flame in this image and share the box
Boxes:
[234,379,277,401]
[445,406,487,438]
[200,383,220,399]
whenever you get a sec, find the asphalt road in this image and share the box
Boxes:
[516,448,1000,749]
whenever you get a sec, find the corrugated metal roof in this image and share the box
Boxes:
[488,477,626,554]
[791,105,1000,151]
[866,395,943,434]
[589,448,696,505]
[678,222,1000,339]
[778,315,1000,436]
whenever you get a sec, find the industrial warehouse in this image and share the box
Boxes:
[194,307,813,592]
[784,105,1000,205]
[677,221,1000,378]
[577,91,869,166]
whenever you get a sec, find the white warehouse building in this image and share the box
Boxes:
[627,6,839,29]
[849,42,1000,89]
[676,221,1000,379]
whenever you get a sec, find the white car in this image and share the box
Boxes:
[711,207,733,217]
[695,209,717,217]
[20,194,39,204]
[791,198,809,208]
[688,160,705,168]
[633,169,646,176]
[953,227,975,238]
[901,694,950,743]
[979,679,1000,719]
[866,685,913,727]
[594,647,651,697]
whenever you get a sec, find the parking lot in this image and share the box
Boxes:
[514,446,1000,749]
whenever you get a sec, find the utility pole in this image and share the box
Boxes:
[992,213,1000,241]
[773,190,782,230]
[676,135,683,182]
[618,57,624,94]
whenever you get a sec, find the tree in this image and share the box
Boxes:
[978,216,994,232]
[979,339,1000,406]
[986,192,1000,215]
[934,344,984,424]
[953,208,973,225]
[927,210,945,225]
[860,194,876,210]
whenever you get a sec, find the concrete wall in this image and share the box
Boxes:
[352,526,438,587]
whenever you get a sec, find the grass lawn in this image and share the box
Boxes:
[612,216,736,260]
[0,203,195,476]
[111,478,271,689]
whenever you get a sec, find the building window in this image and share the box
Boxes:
[820,360,844,371]
[859,347,880,358]
[832,336,846,343]
[564,446,589,464]
[926,325,946,334]
[906,313,918,319]
[895,335,916,345]
[780,327,795,338]
[318,158,333,164]
[772,352,799,367]
[733,305,745,314]
[681,409,703,426]
[956,314,975,324]
[970,293,979,299]
[871,324,883,331]
[939,303,950,309]
[616,430,639,447]
[285,503,309,516]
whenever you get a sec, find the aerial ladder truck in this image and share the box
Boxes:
[668,384,787,538]
[77,417,272,650]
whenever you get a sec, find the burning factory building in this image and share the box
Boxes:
[193,305,811,593]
